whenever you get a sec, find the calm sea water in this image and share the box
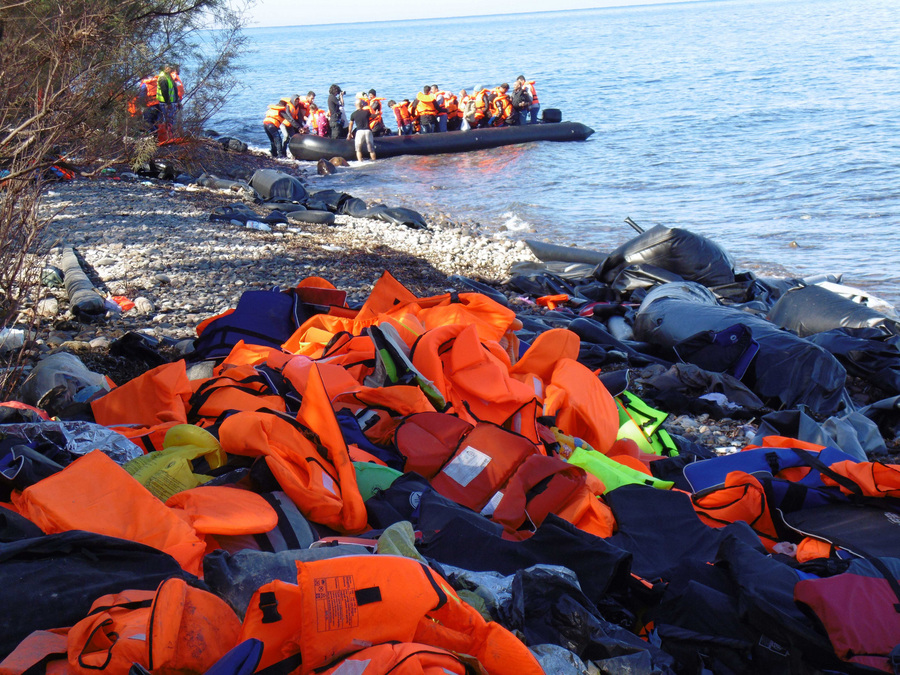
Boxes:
[210,0,900,305]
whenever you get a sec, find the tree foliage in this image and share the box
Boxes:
[0,0,251,393]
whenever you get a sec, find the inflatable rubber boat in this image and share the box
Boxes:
[289,120,594,161]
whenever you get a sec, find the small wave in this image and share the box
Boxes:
[498,212,532,234]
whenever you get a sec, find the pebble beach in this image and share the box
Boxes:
[25,148,759,451]
[38,173,531,339]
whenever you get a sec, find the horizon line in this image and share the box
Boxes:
[245,0,713,29]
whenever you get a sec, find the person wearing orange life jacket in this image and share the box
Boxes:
[389,99,414,135]
[407,99,421,133]
[471,86,492,129]
[137,74,160,133]
[297,90,316,124]
[414,85,439,134]
[169,67,185,131]
[284,94,305,139]
[365,89,390,136]
[306,104,329,136]
[441,90,461,131]
[262,98,293,158]
[430,84,449,132]
[517,74,540,124]
[488,83,514,127]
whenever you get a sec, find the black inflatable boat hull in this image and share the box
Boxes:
[525,239,607,265]
[289,122,594,161]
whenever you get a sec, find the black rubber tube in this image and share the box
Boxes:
[525,239,607,265]
[61,246,106,318]
[289,122,595,161]
[288,210,335,225]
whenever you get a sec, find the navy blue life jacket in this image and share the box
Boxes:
[190,289,317,362]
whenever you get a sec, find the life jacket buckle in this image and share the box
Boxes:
[259,591,282,624]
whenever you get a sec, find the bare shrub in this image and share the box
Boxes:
[0,0,251,396]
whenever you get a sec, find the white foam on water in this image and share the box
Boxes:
[499,211,531,234]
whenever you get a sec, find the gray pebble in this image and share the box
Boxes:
[36,297,59,318]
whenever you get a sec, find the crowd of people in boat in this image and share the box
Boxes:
[261,77,541,159]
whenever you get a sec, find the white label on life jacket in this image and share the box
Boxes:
[330,659,371,675]
[443,445,491,487]
[480,490,504,517]
[314,574,359,631]
[321,473,337,496]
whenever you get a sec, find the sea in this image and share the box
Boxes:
[209,0,900,306]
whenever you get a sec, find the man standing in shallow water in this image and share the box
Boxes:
[347,98,376,162]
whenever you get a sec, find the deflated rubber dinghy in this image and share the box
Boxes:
[289,121,595,161]
[633,282,849,415]
[768,284,900,337]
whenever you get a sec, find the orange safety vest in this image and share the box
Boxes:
[491,454,616,539]
[473,89,491,119]
[66,578,241,675]
[492,91,513,121]
[172,72,184,101]
[366,97,385,130]
[216,364,367,534]
[409,101,421,131]
[394,104,413,126]
[525,80,539,105]
[409,323,538,435]
[239,555,544,675]
[12,450,207,575]
[141,76,159,106]
[442,93,459,118]
[691,470,781,549]
[285,99,301,124]
[415,92,437,116]
[263,102,287,126]
[542,357,620,455]
[393,412,541,512]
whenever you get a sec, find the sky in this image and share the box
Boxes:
[245,0,690,28]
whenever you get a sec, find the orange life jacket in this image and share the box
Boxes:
[691,470,781,550]
[172,72,184,101]
[367,97,386,130]
[216,365,367,534]
[492,91,513,123]
[442,93,459,118]
[285,99,301,124]
[263,102,287,126]
[394,104,413,126]
[473,89,491,118]
[393,412,541,512]
[186,363,288,424]
[542,357,619,455]
[415,92,437,117]
[490,454,615,539]
[12,450,207,575]
[91,360,192,430]
[140,76,159,106]
[67,577,240,675]
[525,80,538,105]
[239,555,544,675]
[410,323,538,433]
